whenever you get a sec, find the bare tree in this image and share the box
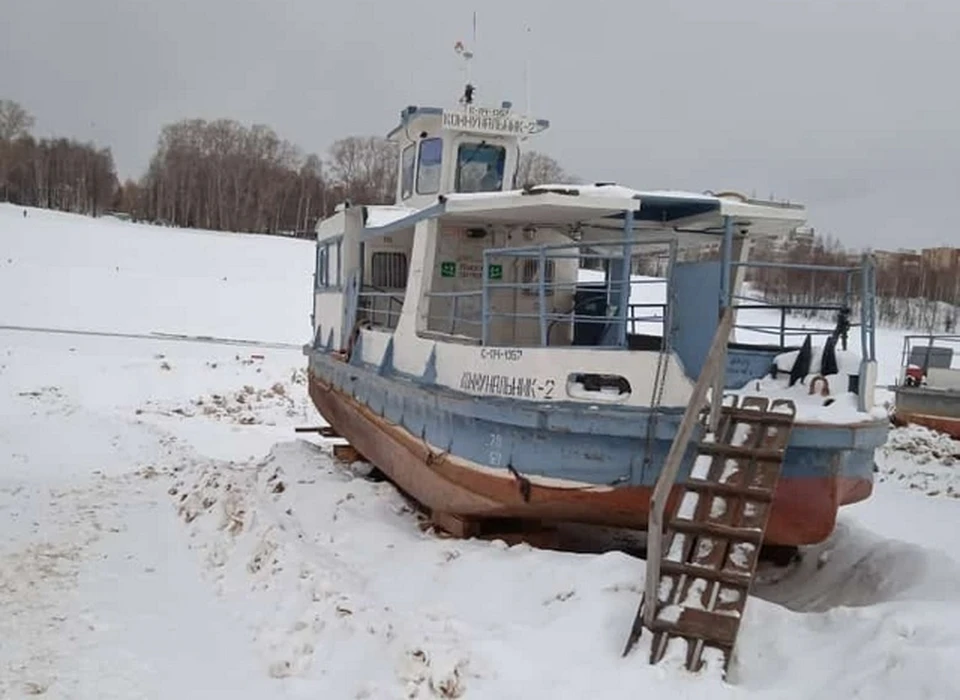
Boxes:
[0,99,34,141]
[139,118,330,234]
[327,136,397,206]
[516,150,576,188]
[0,99,37,201]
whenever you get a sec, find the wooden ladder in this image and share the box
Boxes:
[625,394,797,674]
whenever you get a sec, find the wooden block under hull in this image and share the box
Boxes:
[332,443,365,464]
[424,511,561,548]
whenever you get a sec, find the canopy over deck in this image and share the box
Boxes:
[354,183,806,243]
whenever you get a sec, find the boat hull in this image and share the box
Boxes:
[307,360,881,546]
[891,410,960,439]
[891,387,960,439]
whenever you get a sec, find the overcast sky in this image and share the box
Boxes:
[3,0,958,250]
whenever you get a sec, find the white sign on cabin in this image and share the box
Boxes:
[441,106,541,137]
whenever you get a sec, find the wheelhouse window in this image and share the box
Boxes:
[416,138,443,194]
[455,142,506,193]
[400,144,415,200]
[371,251,408,289]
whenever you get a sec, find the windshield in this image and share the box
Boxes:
[455,142,506,193]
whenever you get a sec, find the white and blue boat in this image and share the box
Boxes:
[304,86,888,547]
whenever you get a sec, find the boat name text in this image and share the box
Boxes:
[459,371,554,399]
[480,348,523,361]
[442,107,540,137]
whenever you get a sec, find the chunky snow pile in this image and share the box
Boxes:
[875,426,960,497]
[138,360,310,427]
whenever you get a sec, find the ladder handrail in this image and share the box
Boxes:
[642,305,736,629]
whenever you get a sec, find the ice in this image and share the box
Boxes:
[728,542,757,570]
[691,454,713,480]
[677,492,700,520]
[731,423,753,447]
[710,497,727,519]
[720,459,740,483]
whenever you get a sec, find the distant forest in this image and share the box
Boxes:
[0,97,956,331]
[0,98,570,235]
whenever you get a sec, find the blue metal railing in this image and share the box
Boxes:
[729,255,877,361]
[479,237,678,348]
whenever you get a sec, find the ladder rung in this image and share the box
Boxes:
[669,519,764,545]
[718,407,796,426]
[699,444,786,461]
[660,560,753,588]
[651,608,740,647]
[684,478,775,502]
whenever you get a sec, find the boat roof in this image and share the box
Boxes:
[355,183,806,243]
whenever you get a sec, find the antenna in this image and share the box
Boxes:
[454,13,477,105]
[523,25,532,115]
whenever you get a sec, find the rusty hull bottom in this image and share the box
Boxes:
[309,374,866,547]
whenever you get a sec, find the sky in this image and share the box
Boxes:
[2,0,958,250]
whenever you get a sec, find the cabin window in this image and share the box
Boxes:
[521,258,555,296]
[371,251,408,289]
[316,245,329,288]
[455,142,506,193]
[401,144,415,199]
[335,239,342,287]
[416,138,443,194]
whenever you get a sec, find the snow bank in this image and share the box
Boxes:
[875,426,960,497]
[0,204,314,344]
[4,206,960,699]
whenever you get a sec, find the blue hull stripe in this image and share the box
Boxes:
[309,350,884,488]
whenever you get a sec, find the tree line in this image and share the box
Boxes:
[746,234,958,331]
[0,98,572,235]
[1,97,954,329]
[0,99,116,216]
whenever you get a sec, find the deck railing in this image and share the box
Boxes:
[729,256,877,360]
[478,238,678,348]
[357,287,404,330]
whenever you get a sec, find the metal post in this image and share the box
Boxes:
[449,294,458,334]
[618,208,635,348]
[719,215,734,312]
[860,254,869,358]
[481,251,490,345]
[538,245,548,347]
[780,308,786,347]
[663,239,678,346]
[868,257,877,361]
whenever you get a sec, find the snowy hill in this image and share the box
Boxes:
[2,204,959,699]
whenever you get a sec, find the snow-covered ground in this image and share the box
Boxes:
[2,203,960,699]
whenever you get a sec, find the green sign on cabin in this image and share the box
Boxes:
[440,261,457,278]
[488,264,503,280]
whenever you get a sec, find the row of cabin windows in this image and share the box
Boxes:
[368,253,554,293]
[401,138,507,199]
[321,250,556,296]
[316,246,406,290]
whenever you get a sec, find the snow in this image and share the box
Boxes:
[677,492,700,520]
[364,205,418,229]
[4,203,960,699]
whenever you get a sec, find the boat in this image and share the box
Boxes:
[889,333,960,438]
[302,83,889,548]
